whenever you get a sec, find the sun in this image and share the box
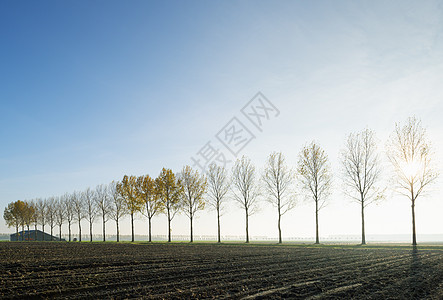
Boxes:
[402,160,422,179]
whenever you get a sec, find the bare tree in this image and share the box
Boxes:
[64,193,75,242]
[341,129,383,245]
[179,166,207,243]
[297,142,331,244]
[95,184,112,242]
[136,175,162,242]
[46,197,57,240]
[35,198,46,238]
[72,191,85,241]
[206,163,230,243]
[262,152,296,244]
[83,187,98,242]
[55,197,66,241]
[386,117,439,246]
[232,156,260,243]
[156,168,183,242]
[109,181,127,242]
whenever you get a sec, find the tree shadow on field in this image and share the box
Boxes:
[405,246,428,299]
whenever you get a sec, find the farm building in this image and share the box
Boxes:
[10,230,65,241]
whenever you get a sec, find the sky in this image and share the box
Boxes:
[1,1,443,241]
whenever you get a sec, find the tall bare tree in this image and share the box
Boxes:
[55,197,66,241]
[64,193,75,242]
[83,187,98,242]
[232,156,260,243]
[109,180,127,242]
[386,117,439,246]
[72,191,85,241]
[206,163,230,243]
[46,197,57,241]
[137,175,162,242]
[262,152,296,244]
[35,198,46,238]
[120,175,143,242]
[156,168,183,242]
[297,142,331,244]
[341,129,383,245]
[179,166,207,242]
[95,184,112,242]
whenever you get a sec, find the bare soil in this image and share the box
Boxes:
[1,242,442,299]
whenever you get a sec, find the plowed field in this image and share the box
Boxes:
[1,242,443,299]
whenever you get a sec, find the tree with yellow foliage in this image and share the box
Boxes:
[136,175,162,242]
[156,168,183,242]
[120,175,143,242]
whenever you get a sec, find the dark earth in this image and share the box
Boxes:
[1,242,443,299]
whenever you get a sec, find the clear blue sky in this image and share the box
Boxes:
[1,1,443,239]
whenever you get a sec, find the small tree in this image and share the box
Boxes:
[83,187,98,242]
[262,152,296,244]
[110,180,127,242]
[64,193,75,242]
[72,191,85,241]
[232,156,260,243]
[386,117,439,246]
[179,166,207,243]
[35,198,46,238]
[136,175,162,242]
[297,142,331,244]
[46,197,57,240]
[206,163,230,243]
[95,184,112,242]
[23,201,36,241]
[3,201,21,241]
[156,168,183,242]
[55,197,66,241]
[120,175,143,242]
[341,129,383,245]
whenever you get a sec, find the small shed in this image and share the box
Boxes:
[10,230,65,241]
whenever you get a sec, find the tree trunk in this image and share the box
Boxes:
[116,218,120,242]
[131,212,134,242]
[22,224,25,241]
[245,207,249,243]
[50,225,53,240]
[361,197,366,245]
[103,215,106,242]
[217,207,221,243]
[190,215,193,243]
[167,208,171,243]
[27,225,30,241]
[89,221,93,242]
[315,199,319,244]
[59,225,62,241]
[412,199,417,246]
[16,225,18,241]
[42,224,45,241]
[68,222,71,242]
[78,221,82,242]
[148,217,152,242]
[34,224,37,241]
[278,205,282,244]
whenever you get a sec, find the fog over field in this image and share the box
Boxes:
[1,1,443,243]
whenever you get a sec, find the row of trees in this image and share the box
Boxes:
[3,117,439,245]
